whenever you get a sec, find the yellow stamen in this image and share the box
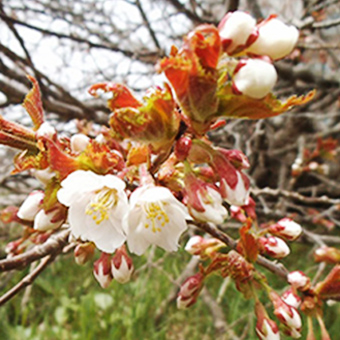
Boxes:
[86,188,118,225]
[144,202,169,233]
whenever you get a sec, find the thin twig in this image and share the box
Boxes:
[0,254,55,306]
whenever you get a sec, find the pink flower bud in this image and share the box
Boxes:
[282,288,301,309]
[184,235,224,258]
[111,246,134,284]
[74,242,95,265]
[219,149,250,170]
[218,11,257,55]
[269,218,302,241]
[185,235,205,256]
[220,170,250,206]
[5,239,22,255]
[259,236,290,259]
[177,273,204,309]
[174,136,192,161]
[17,191,44,221]
[270,292,302,334]
[232,59,277,99]
[255,302,280,340]
[70,133,90,153]
[287,271,311,291]
[33,209,64,231]
[247,15,299,60]
[256,319,281,340]
[93,253,113,288]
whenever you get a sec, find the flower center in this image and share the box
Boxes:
[86,188,118,225]
[143,202,170,233]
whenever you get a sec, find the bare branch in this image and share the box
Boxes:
[0,254,55,306]
[0,229,70,272]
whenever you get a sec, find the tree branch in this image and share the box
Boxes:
[0,230,70,272]
[0,254,56,306]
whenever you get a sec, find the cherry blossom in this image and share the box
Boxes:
[123,185,189,255]
[57,170,128,253]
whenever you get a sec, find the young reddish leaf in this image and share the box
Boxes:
[237,221,259,262]
[46,139,79,179]
[126,144,149,166]
[23,76,44,130]
[88,83,141,110]
[12,150,47,174]
[217,84,315,119]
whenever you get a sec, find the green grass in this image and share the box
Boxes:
[0,244,339,339]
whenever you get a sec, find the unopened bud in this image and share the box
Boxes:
[31,167,55,185]
[270,291,302,335]
[287,271,311,291]
[269,218,302,241]
[282,288,301,309]
[232,59,277,99]
[17,191,44,221]
[185,235,224,259]
[175,136,192,161]
[255,301,280,340]
[314,246,340,264]
[111,246,134,284]
[256,319,281,340]
[74,242,96,265]
[36,122,56,138]
[33,209,64,231]
[176,273,204,309]
[247,16,299,60]
[70,133,90,153]
[93,253,112,289]
[259,236,290,259]
[218,11,256,55]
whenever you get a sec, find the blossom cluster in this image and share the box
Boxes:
[0,9,327,340]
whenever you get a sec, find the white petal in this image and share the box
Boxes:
[102,174,126,192]
[57,170,103,206]
[67,194,92,239]
[87,220,126,253]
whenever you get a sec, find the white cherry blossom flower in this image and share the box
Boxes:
[123,185,189,255]
[57,170,128,253]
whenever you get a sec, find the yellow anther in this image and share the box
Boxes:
[85,188,118,225]
[143,201,170,233]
